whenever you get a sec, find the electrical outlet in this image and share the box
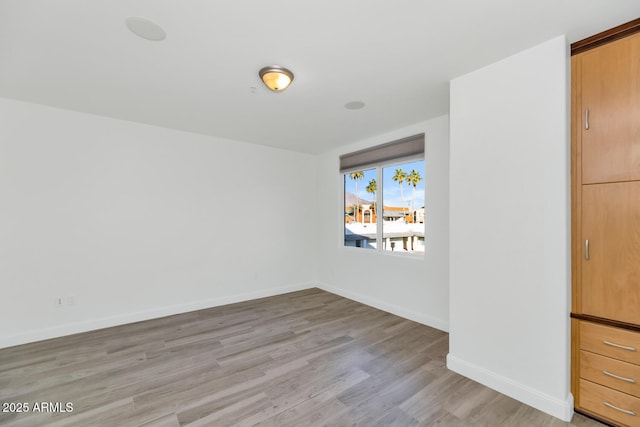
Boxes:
[66,295,75,306]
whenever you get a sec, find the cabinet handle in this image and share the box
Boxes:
[585,239,589,260]
[603,401,636,416]
[603,370,637,384]
[585,108,590,130]
[603,340,637,352]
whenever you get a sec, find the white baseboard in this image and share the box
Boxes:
[446,353,574,422]
[316,281,449,332]
[0,282,315,349]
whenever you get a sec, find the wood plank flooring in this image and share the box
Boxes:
[0,288,604,426]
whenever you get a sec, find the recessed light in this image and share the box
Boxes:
[345,101,365,110]
[125,17,166,41]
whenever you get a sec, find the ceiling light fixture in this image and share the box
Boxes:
[259,66,294,92]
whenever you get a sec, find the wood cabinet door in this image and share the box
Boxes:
[580,32,640,184]
[582,181,640,324]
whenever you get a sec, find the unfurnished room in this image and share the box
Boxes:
[1,1,640,426]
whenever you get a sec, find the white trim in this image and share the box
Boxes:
[339,245,425,260]
[317,281,449,332]
[0,282,315,349]
[446,353,574,422]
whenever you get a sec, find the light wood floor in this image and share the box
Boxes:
[1,288,604,427]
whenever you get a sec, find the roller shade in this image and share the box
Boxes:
[339,133,424,173]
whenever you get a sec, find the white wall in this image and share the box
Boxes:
[316,116,450,331]
[447,36,571,420]
[0,98,317,348]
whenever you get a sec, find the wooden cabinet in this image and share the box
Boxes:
[581,322,640,366]
[572,19,640,427]
[580,32,640,185]
[581,182,640,325]
[580,379,640,427]
[577,322,640,427]
[580,351,640,398]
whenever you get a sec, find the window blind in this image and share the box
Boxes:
[339,133,425,173]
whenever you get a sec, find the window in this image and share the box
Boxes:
[344,168,377,249]
[341,134,425,254]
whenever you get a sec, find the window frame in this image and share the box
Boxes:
[342,154,425,258]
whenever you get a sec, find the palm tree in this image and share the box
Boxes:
[392,168,407,218]
[406,169,423,217]
[366,178,377,218]
[349,171,364,222]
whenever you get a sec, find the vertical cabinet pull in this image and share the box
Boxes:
[585,108,590,130]
[585,239,589,260]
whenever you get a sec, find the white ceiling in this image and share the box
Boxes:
[0,1,638,154]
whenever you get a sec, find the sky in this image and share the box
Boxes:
[344,160,425,209]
